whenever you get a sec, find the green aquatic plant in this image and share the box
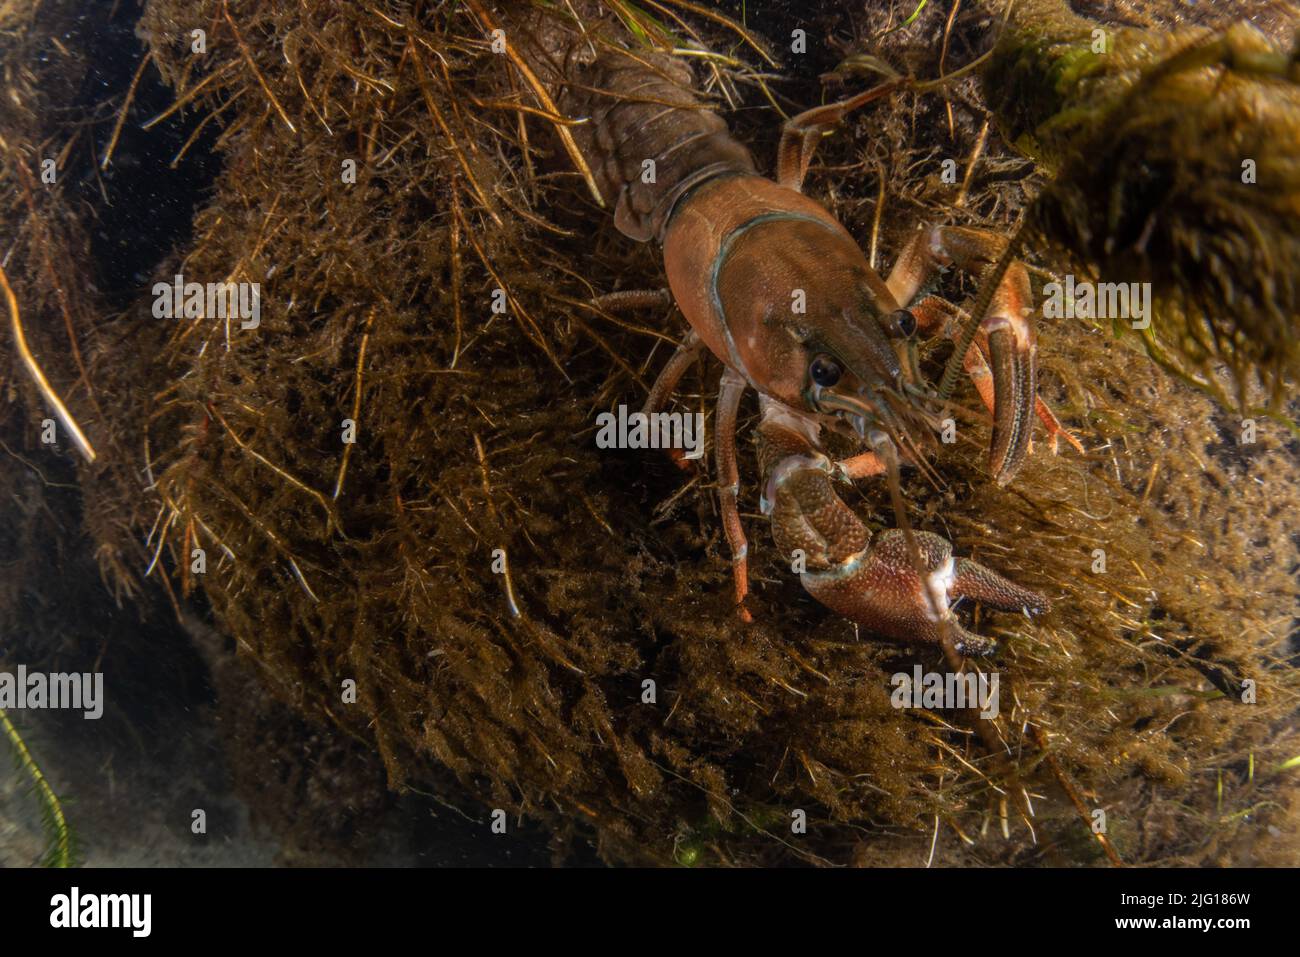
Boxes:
[1,708,74,867]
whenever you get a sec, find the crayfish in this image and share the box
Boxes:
[548,45,1082,655]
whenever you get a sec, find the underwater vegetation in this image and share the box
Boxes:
[1,0,1299,866]
[981,0,1300,412]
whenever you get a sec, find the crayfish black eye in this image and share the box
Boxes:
[809,354,843,387]
[888,308,917,338]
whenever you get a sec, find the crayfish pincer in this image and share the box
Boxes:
[546,43,1078,654]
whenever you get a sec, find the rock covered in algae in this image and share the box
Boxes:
[977,0,1300,403]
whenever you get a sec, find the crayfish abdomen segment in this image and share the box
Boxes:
[556,51,757,243]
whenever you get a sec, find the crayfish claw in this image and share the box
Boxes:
[953,557,1051,616]
[796,524,1048,653]
[951,627,998,659]
[985,323,1036,485]
[982,262,1038,486]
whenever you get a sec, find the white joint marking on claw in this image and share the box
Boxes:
[761,452,831,515]
[802,545,867,584]
[922,556,956,622]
